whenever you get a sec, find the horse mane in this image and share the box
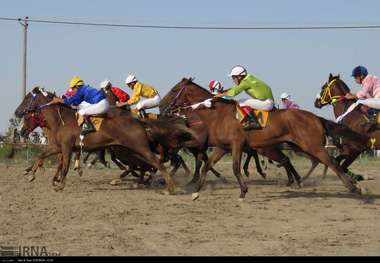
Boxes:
[159,77,211,113]
[330,74,351,93]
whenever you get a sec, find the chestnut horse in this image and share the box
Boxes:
[161,78,366,199]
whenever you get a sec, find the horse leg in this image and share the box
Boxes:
[284,159,302,187]
[108,149,126,170]
[73,152,83,176]
[169,154,182,176]
[251,150,266,179]
[192,147,226,200]
[310,149,361,194]
[201,151,225,182]
[133,148,176,194]
[24,158,44,176]
[243,152,252,177]
[177,154,192,176]
[322,165,328,179]
[231,145,248,200]
[96,149,109,168]
[301,157,320,182]
[53,146,73,191]
[52,156,64,186]
[82,151,91,164]
[188,151,203,185]
[27,146,61,182]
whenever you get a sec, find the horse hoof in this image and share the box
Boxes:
[160,190,171,196]
[53,185,64,192]
[363,175,375,181]
[238,197,245,202]
[77,170,83,177]
[110,179,122,185]
[27,175,35,182]
[219,176,228,183]
[192,192,200,201]
[23,170,29,176]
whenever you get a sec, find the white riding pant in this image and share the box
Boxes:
[336,97,380,123]
[135,94,161,111]
[239,98,274,111]
[78,99,110,116]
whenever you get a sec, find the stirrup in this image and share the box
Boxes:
[243,120,261,130]
[80,120,96,135]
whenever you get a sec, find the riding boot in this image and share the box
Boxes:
[138,109,147,119]
[243,112,261,130]
[80,117,96,135]
[369,113,378,125]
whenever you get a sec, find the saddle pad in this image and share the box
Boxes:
[254,110,270,128]
[236,105,270,128]
[89,116,104,131]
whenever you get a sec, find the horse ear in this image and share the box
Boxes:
[337,74,340,79]
[328,73,333,81]
[32,86,40,94]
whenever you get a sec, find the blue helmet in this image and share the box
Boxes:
[351,65,368,77]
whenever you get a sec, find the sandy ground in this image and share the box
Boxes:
[1,156,380,256]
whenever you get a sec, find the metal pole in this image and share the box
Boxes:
[19,16,28,100]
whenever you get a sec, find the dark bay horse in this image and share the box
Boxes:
[161,78,366,199]
[315,74,378,171]
[15,87,195,194]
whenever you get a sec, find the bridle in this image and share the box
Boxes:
[319,79,345,106]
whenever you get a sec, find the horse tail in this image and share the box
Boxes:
[318,117,369,148]
[143,118,199,148]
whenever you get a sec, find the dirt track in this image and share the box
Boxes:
[1,157,380,256]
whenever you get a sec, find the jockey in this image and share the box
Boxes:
[215,65,274,129]
[99,79,130,104]
[49,76,110,135]
[280,92,300,109]
[337,66,380,123]
[117,75,161,118]
[208,80,224,95]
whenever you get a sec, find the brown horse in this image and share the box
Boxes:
[15,87,195,194]
[314,74,377,172]
[161,78,365,199]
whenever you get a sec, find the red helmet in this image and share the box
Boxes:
[65,88,74,97]
[208,80,223,94]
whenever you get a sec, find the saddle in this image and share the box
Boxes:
[359,105,380,125]
[131,109,159,120]
[236,105,270,128]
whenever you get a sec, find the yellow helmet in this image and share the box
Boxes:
[69,76,84,88]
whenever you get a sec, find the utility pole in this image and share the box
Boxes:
[19,16,28,100]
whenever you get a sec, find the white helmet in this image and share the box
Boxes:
[125,75,137,85]
[228,65,247,77]
[280,92,290,100]
[100,79,112,89]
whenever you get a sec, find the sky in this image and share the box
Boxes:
[1,0,380,133]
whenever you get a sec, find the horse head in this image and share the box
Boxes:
[14,86,54,118]
[315,74,351,108]
[160,78,213,115]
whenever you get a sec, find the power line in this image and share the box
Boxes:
[1,16,380,31]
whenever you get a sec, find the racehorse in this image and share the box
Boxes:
[15,87,196,194]
[161,78,365,199]
[315,74,376,173]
